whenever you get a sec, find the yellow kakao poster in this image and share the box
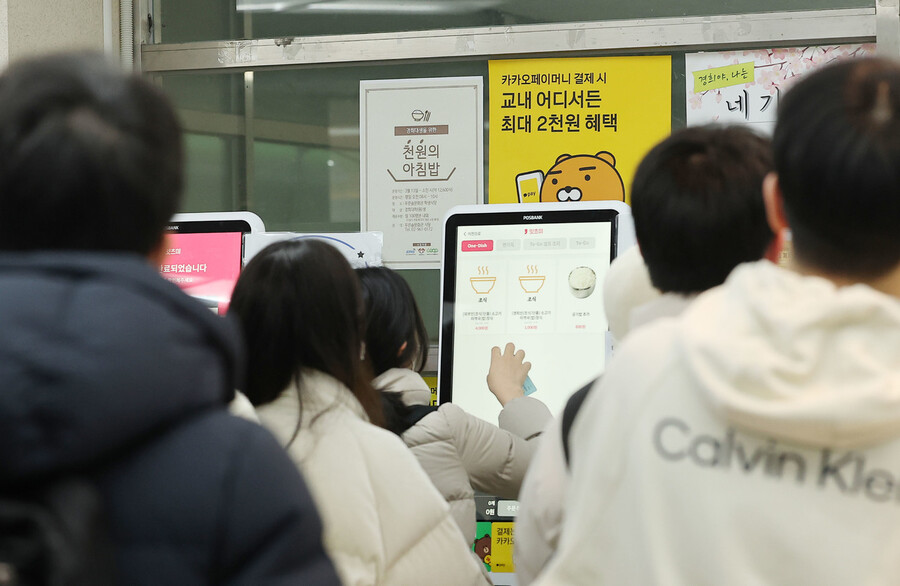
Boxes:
[489,56,671,205]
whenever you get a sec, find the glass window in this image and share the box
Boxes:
[158,0,871,44]
[155,0,872,338]
[159,53,691,339]
[399,269,441,347]
[160,72,247,211]
[160,72,244,116]
[162,54,688,218]
[252,141,361,232]
[182,134,240,211]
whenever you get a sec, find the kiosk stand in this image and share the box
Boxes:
[438,202,635,583]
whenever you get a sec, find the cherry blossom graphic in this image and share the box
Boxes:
[686,44,875,131]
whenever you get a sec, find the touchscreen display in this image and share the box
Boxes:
[161,231,243,313]
[445,217,614,423]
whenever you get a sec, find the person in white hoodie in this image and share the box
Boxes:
[514,124,776,584]
[356,266,551,547]
[533,57,900,586]
[229,239,490,586]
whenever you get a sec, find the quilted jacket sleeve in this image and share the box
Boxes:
[442,397,552,499]
[499,396,553,439]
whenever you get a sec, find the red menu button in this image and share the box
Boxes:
[461,240,494,252]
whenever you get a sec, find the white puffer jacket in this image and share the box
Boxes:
[375,368,552,545]
[514,292,694,585]
[537,262,900,585]
[256,369,490,586]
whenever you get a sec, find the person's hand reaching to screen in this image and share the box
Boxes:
[487,342,532,406]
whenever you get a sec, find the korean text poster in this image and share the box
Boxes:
[360,77,483,269]
[686,44,875,133]
[488,56,671,205]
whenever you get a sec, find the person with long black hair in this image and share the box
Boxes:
[230,239,489,586]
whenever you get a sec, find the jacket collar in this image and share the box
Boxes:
[373,368,431,406]
[0,251,244,485]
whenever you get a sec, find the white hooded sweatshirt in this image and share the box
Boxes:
[535,261,900,586]
[516,249,690,586]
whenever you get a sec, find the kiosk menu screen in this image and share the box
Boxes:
[440,208,619,422]
[163,219,250,313]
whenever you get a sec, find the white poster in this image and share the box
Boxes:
[243,232,384,268]
[360,77,483,269]
[686,44,875,133]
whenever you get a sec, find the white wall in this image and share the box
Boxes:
[0,0,9,67]
[0,0,117,69]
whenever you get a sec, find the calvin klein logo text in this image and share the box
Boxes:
[653,417,900,504]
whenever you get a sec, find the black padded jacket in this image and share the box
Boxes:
[0,252,340,585]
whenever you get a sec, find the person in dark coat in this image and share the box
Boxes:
[0,52,340,585]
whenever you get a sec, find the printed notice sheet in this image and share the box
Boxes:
[360,77,483,269]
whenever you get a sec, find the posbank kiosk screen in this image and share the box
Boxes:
[163,212,265,314]
[439,202,633,424]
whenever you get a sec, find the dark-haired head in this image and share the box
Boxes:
[772,57,900,279]
[357,267,429,376]
[631,124,774,294]
[229,239,383,427]
[0,52,182,255]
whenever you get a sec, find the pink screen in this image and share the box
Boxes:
[160,232,242,313]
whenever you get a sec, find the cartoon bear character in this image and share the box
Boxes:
[539,151,625,203]
[474,534,491,567]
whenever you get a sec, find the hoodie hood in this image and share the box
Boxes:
[680,261,900,449]
[602,246,661,344]
[0,252,243,485]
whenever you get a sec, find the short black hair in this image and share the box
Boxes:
[0,53,182,255]
[229,239,384,428]
[631,125,774,294]
[357,267,429,376]
[773,57,900,279]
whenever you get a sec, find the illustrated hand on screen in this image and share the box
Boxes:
[487,342,532,407]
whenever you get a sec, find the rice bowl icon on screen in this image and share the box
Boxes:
[470,266,496,294]
[519,265,546,293]
[568,266,596,298]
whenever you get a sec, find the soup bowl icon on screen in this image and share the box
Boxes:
[470,276,497,294]
[519,275,546,293]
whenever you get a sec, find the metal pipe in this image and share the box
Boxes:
[141,8,875,73]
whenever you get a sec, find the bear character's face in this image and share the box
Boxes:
[474,535,491,562]
[539,151,625,203]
